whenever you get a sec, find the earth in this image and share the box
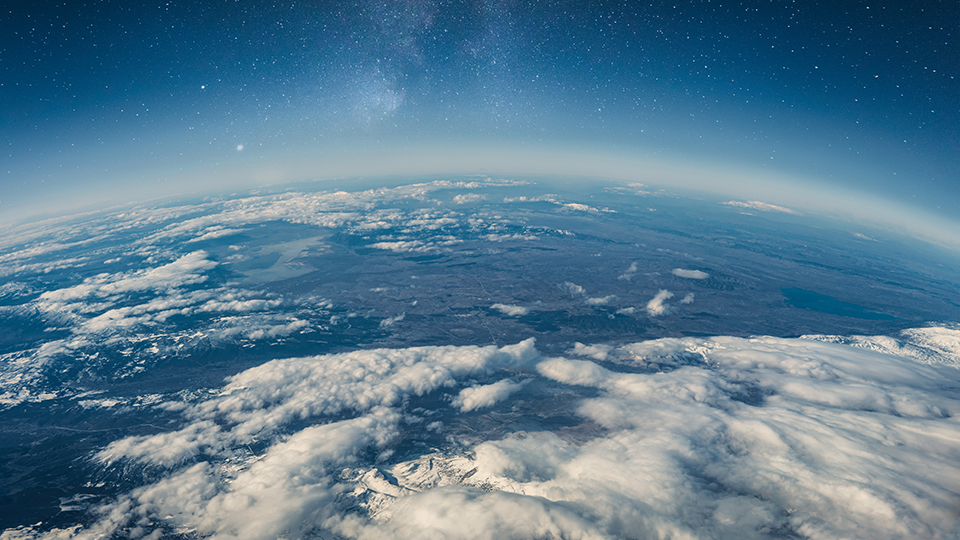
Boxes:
[1,176,959,539]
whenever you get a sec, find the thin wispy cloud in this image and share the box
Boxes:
[722,200,800,215]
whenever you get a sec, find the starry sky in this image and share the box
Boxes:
[2,0,957,225]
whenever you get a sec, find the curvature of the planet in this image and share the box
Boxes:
[1,176,959,539]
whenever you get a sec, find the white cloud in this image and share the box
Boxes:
[452,193,486,204]
[452,379,527,412]
[901,326,960,362]
[39,251,217,305]
[615,306,636,315]
[347,334,960,539]
[187,227,247,242]
[585,295,616,306]
[339,485,608,540]
[617,262,639,281]
[1,258,307,409]
[645,289,673,316]
[370,240,429,253]
[17,334,960,540]
[679,293,695,304]
[502,194,560,204]
[491,303,529,316]
[560,281,586,296]
[242,318,309,339]
[380,312,406,328]
[671,268,709,279]
[802,324,960,368]
[722,200,801,215]
[570,342,613,361]
[96,340,539,469]
[484,233,538,242]
[561,203,599,213]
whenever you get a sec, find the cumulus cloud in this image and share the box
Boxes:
[560,281,586,296]
[585,295,616,306]
[222,317,309,340]
[561,203,600,214]
[0,250,314,409]
[671,268,709,279]
[645,289,673,316]
[379,312,406,328]
[370,240,430,253]
[39,251,218,304]
[569,342,613,361]
[354,335,960,539]
[187,227,247,242]
[15,334,960,540]
[452,379,527,412]
[452,193,486,204]
[679,293,695,304]
[340,485,608,540]
[491,303,529,316]
[617,262,638,281]
[803,324,960,368]
[502,194,560,204]
[96,340,538,468]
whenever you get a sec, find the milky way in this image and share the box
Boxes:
[2,1,957,223]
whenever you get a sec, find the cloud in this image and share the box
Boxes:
[0,251,316,409]
[722,200,801,215]
[96,340,539,468]
[452,193,486,204]
[671,268,709,279]
[585,295,616,306]
[380,312,406,327]
[617,262,638,281]
[615,306,636,315]
[560,282,586,296]
[452,379,527,412]
[17,333,960,540]
[503,194,560,204]
[340,485,608,540]
[569,342,613,361]
[483,233,538,242]
[561,203,600,214]
[187,227,247,242]
[803,324,960,368]
[491,303,529,316]
[370,240,430,253]
[645,289,673,316]
[439,337,960,540]
[38,251,218,304]
[679,293,695,304]
[232,318,309,340]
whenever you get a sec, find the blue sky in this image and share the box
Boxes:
[2,0,957,224]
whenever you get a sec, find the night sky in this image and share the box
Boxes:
[2,0,957,226]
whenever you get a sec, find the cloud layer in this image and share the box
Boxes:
[11,331,960,540]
